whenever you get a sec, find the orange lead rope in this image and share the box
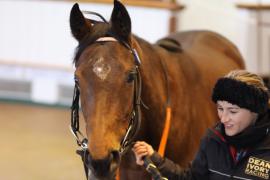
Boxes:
[158,107,172,157]
[116,169,120,180]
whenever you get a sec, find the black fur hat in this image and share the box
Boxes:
[212,78,269,114]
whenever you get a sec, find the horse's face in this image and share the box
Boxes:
[70,1,139,179]
[76,40,135,154]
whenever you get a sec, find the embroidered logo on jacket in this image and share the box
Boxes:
[245,156,270,179]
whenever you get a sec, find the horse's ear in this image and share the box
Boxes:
[70,3,92,41]
[110,0,131,43]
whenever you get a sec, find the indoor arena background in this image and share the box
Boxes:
[0,0,269,179]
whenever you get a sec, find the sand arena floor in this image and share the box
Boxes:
[0,101,85,180]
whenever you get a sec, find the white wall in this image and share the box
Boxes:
[0,0,172,104]
[0,1,171,68]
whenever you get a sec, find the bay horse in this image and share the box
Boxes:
[69,1,245,179]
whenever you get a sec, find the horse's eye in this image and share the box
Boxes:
[127,72,136,83]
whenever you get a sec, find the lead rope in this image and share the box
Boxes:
[158,107,171,157]
[116,169,120,180]
[158,58,171,157]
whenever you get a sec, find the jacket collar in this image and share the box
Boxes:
[208,122,270,151]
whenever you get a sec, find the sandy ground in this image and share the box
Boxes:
[0,101,85,180]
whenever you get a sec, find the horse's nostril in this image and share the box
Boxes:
[89,151,120,177]
[109,150,120,174]
[111,150,120,163]
[90,158,110,177]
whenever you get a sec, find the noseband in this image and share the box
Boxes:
[70,35,143,178]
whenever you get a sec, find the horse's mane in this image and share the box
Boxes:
[73,22,110,64]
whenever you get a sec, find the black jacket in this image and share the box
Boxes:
[150,123,270,180]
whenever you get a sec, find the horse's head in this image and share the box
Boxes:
[70,1,142,179]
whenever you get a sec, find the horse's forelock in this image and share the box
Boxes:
[72,22,136,66]
[73,23,110,65]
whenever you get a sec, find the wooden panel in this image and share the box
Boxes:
[236,3,270,10]
[53,0,184,11]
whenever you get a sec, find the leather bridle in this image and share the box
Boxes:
[69,36,143,179]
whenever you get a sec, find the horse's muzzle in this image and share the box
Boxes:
[88,150,120,180]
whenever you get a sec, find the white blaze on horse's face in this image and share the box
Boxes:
[92,57,111,80]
